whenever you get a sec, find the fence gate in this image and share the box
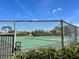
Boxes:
[0,34,14,59]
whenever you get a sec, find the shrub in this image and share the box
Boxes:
[10,43,79,59]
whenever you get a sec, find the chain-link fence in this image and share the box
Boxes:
[0,20,79,52]
[63,21,79,46]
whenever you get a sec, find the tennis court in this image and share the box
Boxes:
[16,35,78,51]
[16,36,73,51]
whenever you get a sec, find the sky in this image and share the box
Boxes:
[0,0,79,26]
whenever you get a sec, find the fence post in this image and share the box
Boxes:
[14,20,16,55]
[75,27,77,43]
[61,20,64,48]
[12,35,14,53]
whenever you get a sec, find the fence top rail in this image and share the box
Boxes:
[0,20,61,22]
[63,20,79,28]
[0,33,14,36]
[0,19,78,28]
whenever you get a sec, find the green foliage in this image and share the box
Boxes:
[8,30,15,33]
[16,31,30,36]
[1,25,12,33]
[7,26,62,36]
[31,30,52,36]
[9,43,79,59]
[54,26,61,31]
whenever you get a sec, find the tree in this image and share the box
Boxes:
[1,26,12,33]
[63,25,75,35]
[54,26,61,31]
[8,30,15,33]
[16,31,30,36]
[52,26,61,36]
[31,30,51,36]
[50,30,57,35]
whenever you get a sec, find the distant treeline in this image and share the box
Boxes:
[8,26,61,36]
[8,30,61,36]
[8,25,75,36]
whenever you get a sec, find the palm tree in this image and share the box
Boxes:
[1,26,12,33]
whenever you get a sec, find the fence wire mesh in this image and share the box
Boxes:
[63,21,79,46]
[0,20,79,56]
[15,21,62,50]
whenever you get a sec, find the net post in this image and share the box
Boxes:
[61,20,64,48]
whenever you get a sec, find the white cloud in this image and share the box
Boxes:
[73,24,79,27]
[32,19,38,20]
[58,8,62,10]
[52,8,62,14]
[77,24,79,27]
[52,9,57,14]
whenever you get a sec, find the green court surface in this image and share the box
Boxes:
[16,36,62,50]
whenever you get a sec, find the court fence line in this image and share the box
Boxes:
[0,19,79,49]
